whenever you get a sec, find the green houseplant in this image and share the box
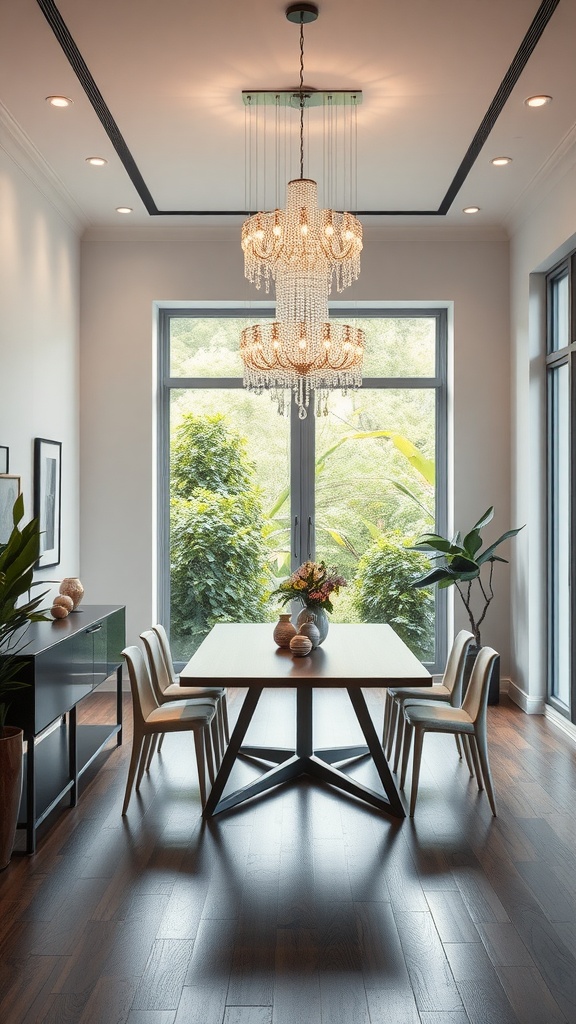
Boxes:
[409,507,523,703]
[0,494,47,868]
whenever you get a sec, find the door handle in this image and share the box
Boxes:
[307,516,313,559]
[86,624,103,634]
[293,516,300,562]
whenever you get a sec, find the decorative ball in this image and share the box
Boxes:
[289,634,313,657]
[59,577,84,608]
[51,604,69,619]
[53,594,74,612]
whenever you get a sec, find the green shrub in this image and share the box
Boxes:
[353,531,434,661]
[170,413,268,654]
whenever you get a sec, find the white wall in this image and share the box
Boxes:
[509,152,576,711]
[0,135,81,600]
[80,233,511,657]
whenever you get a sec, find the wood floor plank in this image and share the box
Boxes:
[455,979,523,1024]
[273,927,321,1024]
[394,910,464,1013]
[425,891,481,943]
[355,901,420,1024]
[178,916,235,1024]
[496,966,570,1024]
[131,940,194,1011]
[224,1009,272,1024]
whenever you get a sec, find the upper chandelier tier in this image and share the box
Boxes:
[242,178,363,294]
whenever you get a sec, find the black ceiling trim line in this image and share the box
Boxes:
[35,0,561,217]
[438,0,561,215]
[36,0,159,215]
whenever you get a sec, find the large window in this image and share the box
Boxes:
[159,309,448,670]
[547,258,576,720]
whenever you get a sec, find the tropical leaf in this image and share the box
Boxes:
[472,507,495,531]
[476,526,524,564]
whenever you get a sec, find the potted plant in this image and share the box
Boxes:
[409,507,523,704]
[0,494,47,869]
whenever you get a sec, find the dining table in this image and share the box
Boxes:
[179,622,431,819]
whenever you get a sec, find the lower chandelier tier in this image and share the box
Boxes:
[240,320,364,418]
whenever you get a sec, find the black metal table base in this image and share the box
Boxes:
[202,686,405,819]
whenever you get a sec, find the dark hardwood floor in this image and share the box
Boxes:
[1,687,576,1024]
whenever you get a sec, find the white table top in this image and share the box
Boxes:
[180,622,431,689]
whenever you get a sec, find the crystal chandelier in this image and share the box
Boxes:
[240,3,365,418]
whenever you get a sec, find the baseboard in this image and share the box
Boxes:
[543,704,576,745]
[505,678,546,715]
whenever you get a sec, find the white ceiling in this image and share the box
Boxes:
[0,0,574,237]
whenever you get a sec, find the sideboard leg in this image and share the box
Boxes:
[26,734,36,854]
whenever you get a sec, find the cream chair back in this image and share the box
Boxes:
[140,630,172,700]
[462,646,499,722]
[443,630,475,706]
[151,623,177,685]
[122,646,159,725]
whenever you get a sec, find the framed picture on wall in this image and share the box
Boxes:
[34,438,62,567]
[0,474,21,544]
[0,446,8,474]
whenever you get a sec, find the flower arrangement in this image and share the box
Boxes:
[271,560,347,614]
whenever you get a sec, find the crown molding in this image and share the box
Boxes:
[505,119,576,236]
[0,100,87,235]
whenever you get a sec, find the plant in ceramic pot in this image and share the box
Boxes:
[408,507,523,703]
[0,494,48,869]
[270,560,347,645]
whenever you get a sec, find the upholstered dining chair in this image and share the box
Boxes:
[140,629,223,769]
[121,645,217,814]
[152,623,230,752]
[382,629,475,767]
[400,645,499,816]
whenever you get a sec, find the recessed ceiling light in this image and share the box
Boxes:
[525,94,552,107]
[46,95,73,107]
[86,157,107,166]
[463,206,480,214]
[116,207,133,214]
[491,157,512,166]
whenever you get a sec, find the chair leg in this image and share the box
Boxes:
[122,734,144,815]
[392,705,405,773]
[468,734,484,791]
[136,735,153,790]
[207,720,218,784]
[158,734,165,753]
[455,734,463,759]
[409,726,425,817]
[462,735,475,777]
[386,699,398,760]
[400,719,413,791]
[215,703,225,763]
[193,729,207,809]
[474,728,497,816]
[382,690,392,748]
[221,692,230,745]
[146,734,159,771]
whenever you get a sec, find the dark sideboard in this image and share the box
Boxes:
[5,604,126,853]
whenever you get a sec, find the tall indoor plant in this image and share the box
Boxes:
[0,494,47,868]
[409,507,523,702]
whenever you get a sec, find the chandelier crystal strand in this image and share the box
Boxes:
[240,2,364,418]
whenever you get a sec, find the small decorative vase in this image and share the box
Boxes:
[273,613,297,649]
[59,577,84,609]
[289,634,313,657]
[297,614,321,649]
[297,605,329,645]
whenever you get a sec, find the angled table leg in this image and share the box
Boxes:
[346,687,405,817]
[203,687,263,816]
